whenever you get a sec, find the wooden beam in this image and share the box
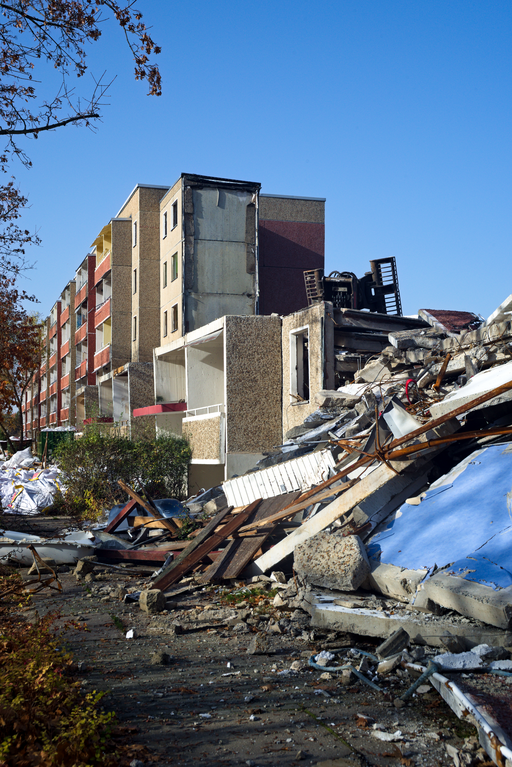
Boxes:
[117,480,179,534]
[153,501,261,591]
[104,498,139,534]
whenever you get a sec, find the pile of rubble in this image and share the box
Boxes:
[5,292,512,766]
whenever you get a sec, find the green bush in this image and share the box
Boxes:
[53,431,191,520]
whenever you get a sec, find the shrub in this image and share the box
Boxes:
[53,431,191,520]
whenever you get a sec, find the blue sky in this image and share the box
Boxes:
[13,0,512,319]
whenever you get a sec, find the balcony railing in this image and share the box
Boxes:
[75,359,87,381]
[94,251,111,284]
[74,282,88,309]
[185,403,224,418]
[75,323,87,344]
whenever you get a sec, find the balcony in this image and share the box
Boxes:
[93,345,111,371]
[50,382,58,396]
[61,373,70,389]
[59,407,69,421]
[49,412,57,425]
[75,323,87,344]
[60,305,70,325]
[49,323,58,339]
[40,416,47,428]
[60,339,70,357]
[94,297,111,328]
[75,359,87,381]
[94,251,111,285]
[74,282,88,309]
[49,352,57,369]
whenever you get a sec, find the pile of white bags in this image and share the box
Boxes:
[0,448,62,515]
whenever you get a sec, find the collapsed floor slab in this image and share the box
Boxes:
[304,590,512,648]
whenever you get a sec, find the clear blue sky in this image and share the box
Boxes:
[14,0,512,320]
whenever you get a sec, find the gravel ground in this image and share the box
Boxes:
[3,516,501,767]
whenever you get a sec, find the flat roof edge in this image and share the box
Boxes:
[116,184,170,217]
[261,193,326,202]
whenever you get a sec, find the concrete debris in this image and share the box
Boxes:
[294,532,370,592]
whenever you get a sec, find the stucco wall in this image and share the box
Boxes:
[282,303,330,437]
[224,315,282,454]
[182,413,223,461]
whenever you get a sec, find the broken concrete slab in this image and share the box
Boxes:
[388,327,445,350]
[429,359,512,418]
[294,532,370,592]
[366,443,512,628]
[417,572,512,630]
[314,390,361,409]
[486,293,512,326]
[304,590,512,648]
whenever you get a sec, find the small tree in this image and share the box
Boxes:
[0,273,40,451]
[54,430,191,520]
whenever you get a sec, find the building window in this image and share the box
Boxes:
[163,310,168,338]
[133,316,137,341]
[133,268,137,294]
[133,221,137,247]
[172,200,178,229]
[163,261,167,288]
[171,304,178,333]
[290,327,309,403]
[163,211,168,238]
[171,252,178,282]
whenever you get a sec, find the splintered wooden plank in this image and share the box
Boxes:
[118,480,179,534]
[149,505,231,584]
[152,501,260,591]
[201,492,302,582]
[104,499,139,533]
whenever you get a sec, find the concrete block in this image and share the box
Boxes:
[388,328,445,350]
[314,390,361,408]
[139,589,166,614]
[354,359,391,384]
[362,562,428,603]
[294,533,370,592]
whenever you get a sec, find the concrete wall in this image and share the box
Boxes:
[183,176,260,333]
[282,302,333,437]
[154,349,186,403]
[186,338,224,410]
[224,315,282,454]
[259,195,325,317]
[160,178,183,342]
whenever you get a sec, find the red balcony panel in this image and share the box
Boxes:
[60,408,69,421]
[74,283,87,308]
[93,345,111,371]
[75,360,87,381]
[75,323,87,344]
[60,339,70,358]
[49,323,58,339]
[40,416,47,428]
[61,373,70,389]
[50,382,58,396]
[94,297,111,328]
[49,352,57,369]
[60,305,70,325]
[94,252,111,285]
[49,412,57,424]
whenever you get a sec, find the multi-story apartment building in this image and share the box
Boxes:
[22,175,326,470]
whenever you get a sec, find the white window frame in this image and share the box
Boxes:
[290,325,310,404]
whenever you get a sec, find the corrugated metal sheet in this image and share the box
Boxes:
[223,449,336,507]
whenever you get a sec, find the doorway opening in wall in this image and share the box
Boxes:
[290,326,309,402]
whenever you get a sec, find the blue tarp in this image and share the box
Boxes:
[367,442,512,590]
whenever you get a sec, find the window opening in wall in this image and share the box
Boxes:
[171,304,178,333]
[133,221,137,247]
[172,200,178,229]
[163,310,168,337]
[163,210,168,238]
[163,261,167,288]
[171,252,178,281]
[133,268,137,294]
[290,327,310,402]
[133,316,137,341]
